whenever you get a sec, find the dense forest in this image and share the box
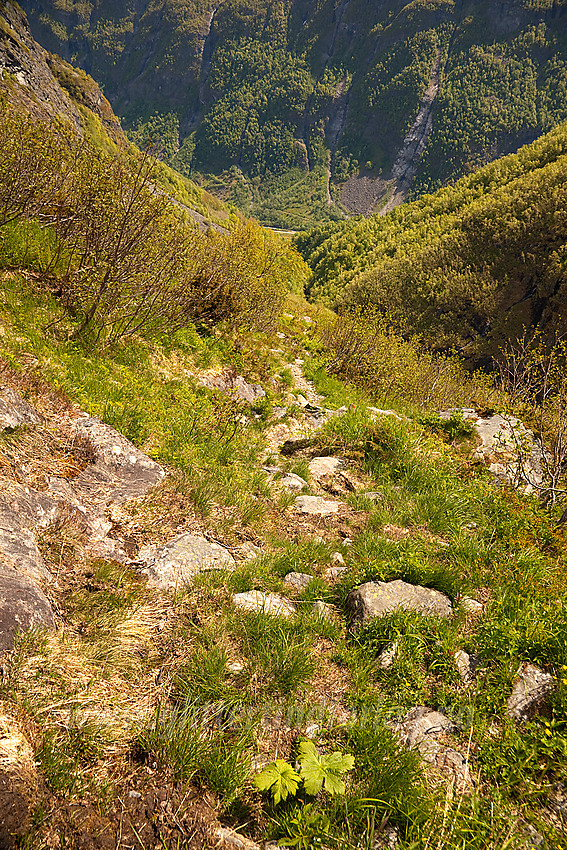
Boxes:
[19,0,567,225]
[295,119,567,362]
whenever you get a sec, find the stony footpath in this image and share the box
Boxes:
[0,355,560,850]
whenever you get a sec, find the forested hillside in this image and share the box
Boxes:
[19,0,567,226]
[295,119,567,362]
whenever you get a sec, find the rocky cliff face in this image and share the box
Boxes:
[0,1,122,139]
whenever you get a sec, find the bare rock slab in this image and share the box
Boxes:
[232,591,296,619]
[70,417,165,506]
[294,495,340,516]
[0,388,41,431]
[347,580,453,626]
[0,567,55,652]
[141,534,235,589]
[507,662,553,722]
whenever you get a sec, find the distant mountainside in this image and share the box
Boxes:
[18,0,567,226]
[296,119,567,363]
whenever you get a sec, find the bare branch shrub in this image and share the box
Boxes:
[320,307,496,410]
[494,329,567,516]
[0,100,76,228]
[185,221,289,333]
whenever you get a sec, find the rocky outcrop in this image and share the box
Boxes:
[140,533,235,589]
[0,389,165,652]
[199,370,265,404]
[347,580,453,626]
[0,388,42,431]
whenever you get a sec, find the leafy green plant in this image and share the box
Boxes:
[297,740,355,796]
[255,759,302,804]
[278,803,330,849]
[254,742,354,804]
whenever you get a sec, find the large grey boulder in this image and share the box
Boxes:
[232,591,296,619]
[347,580,453,626]
[294,495,340,516]
[0,566,54,652]
[70,416,165,506]
[140,533,235,589]
[506,662,553,722]
[0,388,41,431]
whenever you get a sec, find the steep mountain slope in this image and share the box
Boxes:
[296,119,567,362]
[19,0,567,225]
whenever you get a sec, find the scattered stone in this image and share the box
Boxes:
[390,706,458,750]
[331,552,345,566]
[460,596,484,615]
[232,591,296,619]
[140,534,235,589]
[0,388,41,431]
[128,790,142,800]
[367,407,405,422]
[294,495,340,516]
[308,456,362,495]
[517,822,545,848]
[227,661,244,674]
[296,394,308,407]
[235,542,260,562]
[200,370,265,404]
[371,824,399,849]
[284,571,313,590]
[312,600,334,620]
[280,437,316,456]
[325,564,347,580]
[377,640,399,669]
[305,723,320,739]
[279,473,309,493]
[363,491,384,502]
[548,781,567,815]
[454,650,480,684]
[506,662,553,722]
[262,465,280,475]
[308,456,344,479]
[343,537,353,546]
[389,707,473,792]
[215,826,261,850]
[347,580,453,626]
[271,406,287,420]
